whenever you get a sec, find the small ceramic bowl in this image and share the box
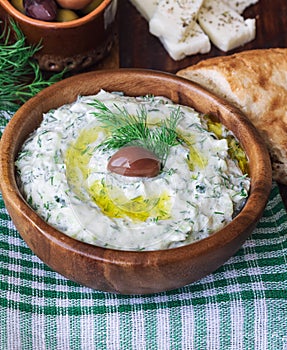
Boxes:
[0,0,117,72]
[0,69,272,294]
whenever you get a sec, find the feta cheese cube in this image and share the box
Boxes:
[198,0,256,52]
[148,0,210,60]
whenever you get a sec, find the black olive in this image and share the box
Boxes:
[23,0,57,21]
[107,146,161,178]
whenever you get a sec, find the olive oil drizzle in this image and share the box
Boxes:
[65,126,172,222]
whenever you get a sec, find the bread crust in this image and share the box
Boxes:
[177,48,287,184]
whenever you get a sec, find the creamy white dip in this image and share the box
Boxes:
[16,90,250,251]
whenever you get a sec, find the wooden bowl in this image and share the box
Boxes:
[0,69,272,294]
[0,0,117,72]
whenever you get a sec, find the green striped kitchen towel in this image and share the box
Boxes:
[1,183,287,350]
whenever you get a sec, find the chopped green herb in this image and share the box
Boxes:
[89,99,182,166]
[0,19,65,112]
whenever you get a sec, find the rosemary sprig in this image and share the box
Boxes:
[90,99,182,165]
[0,19,65,112]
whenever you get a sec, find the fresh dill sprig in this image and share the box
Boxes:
[90,99,182,165]
[0,19,65,112]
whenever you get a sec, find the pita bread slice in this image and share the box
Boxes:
[177,48,287,184]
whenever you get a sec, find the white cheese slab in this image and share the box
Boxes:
[198,0,256,52]
[149,0,210,60]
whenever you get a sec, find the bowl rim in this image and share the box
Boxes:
[0,68,272,264]
[1,0,113,28]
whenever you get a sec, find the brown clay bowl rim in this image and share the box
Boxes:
[0,68,272,266]
[1,0,113,28]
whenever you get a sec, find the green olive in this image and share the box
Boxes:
[56,8,79,22]
[80,0,104,15]
[10,0,25,13]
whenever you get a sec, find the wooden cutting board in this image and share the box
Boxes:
[118,0,287,73]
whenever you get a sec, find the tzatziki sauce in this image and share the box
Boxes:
[16,90,250,251]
